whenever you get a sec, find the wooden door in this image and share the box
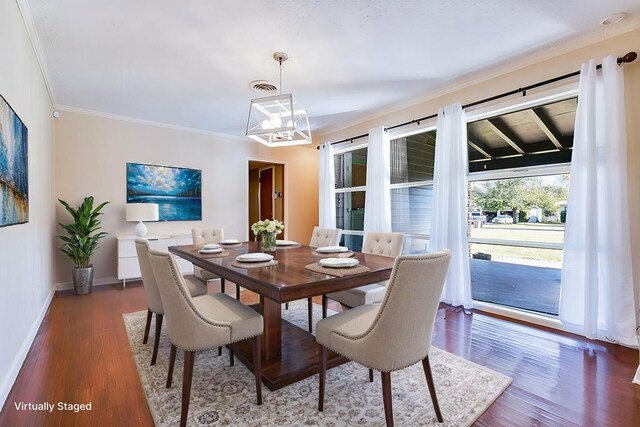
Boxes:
[259,168,274,220]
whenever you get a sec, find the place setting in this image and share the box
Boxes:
[275,239,301,249]
[195,243,230,258]
[305,255,370,277]
[219,238,244,247]
[313,245,355,258]
[231,252,278,269]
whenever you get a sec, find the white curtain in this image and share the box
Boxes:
[431,103,472,308]
[560,55,637,348]
[318,142,336,228]
[363,126,392,233]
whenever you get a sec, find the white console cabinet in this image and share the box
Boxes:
[117,234,193,287]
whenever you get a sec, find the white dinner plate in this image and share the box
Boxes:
[316,246,349,253]
[318,257,359,268]
[202,243,221,250]
[276,240,298,246]
[199,248,222,254]
[220,239,241,244]
[236,253,274,263]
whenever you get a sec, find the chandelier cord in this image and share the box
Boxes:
[278,58,283,95]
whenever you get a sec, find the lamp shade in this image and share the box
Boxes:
[126,203,159,222]
[246,93,312,147]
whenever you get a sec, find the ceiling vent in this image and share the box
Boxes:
[249,80,278,93]
[601,12,626,26]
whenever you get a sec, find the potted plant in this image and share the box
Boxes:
[58,196,110,294]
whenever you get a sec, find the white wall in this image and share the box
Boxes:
[54,111,319,285]
[0,0,56,408]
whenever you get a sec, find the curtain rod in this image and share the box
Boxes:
[317,51,637,149]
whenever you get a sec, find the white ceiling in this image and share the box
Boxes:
[24,0,640,138]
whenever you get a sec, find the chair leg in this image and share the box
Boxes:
[143,309,152,344]
[369,368,374,382]
[218,346,222,356]
[381,371,394,427]
[422,355,443,423]
[308,297,313,333]
[220,278,225,294]
[180,351,195,427]
[253,336,263,405]
[229,344,234,366]
[285,302,289,310]
[322,295,328,319]
[318,345,328,412]
[151,313,163,366]
[166,344,177,388]
[236,284,241,300]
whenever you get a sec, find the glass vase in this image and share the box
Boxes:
[261,231,277,252]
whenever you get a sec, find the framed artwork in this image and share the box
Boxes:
[0,95,29,228]
[126,162,202,221]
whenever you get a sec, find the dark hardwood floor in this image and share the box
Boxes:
[0,281,638,426]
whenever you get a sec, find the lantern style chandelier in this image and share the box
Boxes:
[245,52,312,147]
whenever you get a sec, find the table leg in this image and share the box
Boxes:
[260,296,282,360]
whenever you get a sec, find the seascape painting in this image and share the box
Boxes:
[127,163,201,221]
[0,95,29,227]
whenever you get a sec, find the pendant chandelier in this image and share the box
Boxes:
[245,52,312,147]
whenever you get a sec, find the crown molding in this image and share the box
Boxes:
[55,105,249,142]
[14,0,56,106]
[318,18,640,139]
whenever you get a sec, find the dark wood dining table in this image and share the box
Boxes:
[169,241,395,390]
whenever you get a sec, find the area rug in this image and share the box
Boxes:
[123,301,511,426]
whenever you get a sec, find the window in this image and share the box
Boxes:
[390,130,436,253]
[335,147,367,251]
[467,96,576,316]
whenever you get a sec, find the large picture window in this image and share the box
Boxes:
[467,96,576,316]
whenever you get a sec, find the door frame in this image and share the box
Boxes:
[245,158,289,241]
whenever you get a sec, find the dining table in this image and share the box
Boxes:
[169,241,395,390]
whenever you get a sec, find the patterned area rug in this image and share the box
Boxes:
[123,301,511,426]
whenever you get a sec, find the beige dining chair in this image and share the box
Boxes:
[135,239,208,365]
[192,228,241,300]
[321,231,404,318]
[149,249,264,427]
[317,250,451,426]
[287,226,343,332]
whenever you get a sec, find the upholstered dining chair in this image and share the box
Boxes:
[192,228,241,300]
[287,226,343,332]
[321,231,404,318]
[135,239,208,366]
[148,249,264,427]
[316,250,451,426]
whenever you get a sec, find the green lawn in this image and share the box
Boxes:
[469,223,565,244]
[469,223,564,267]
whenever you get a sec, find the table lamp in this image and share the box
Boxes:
[126,203,159,237]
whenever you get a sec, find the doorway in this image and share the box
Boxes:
[248,161,285,240]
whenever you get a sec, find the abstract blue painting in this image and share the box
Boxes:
[127,163,202,221]
[0,95,28,228]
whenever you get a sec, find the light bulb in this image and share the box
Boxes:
[261,119,272,129]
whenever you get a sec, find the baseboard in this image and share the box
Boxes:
[0,287,55,409]
[55,276,121,291]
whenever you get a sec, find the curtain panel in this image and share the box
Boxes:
[560,55,637,348]
[430,103,472,308]
[363,126,392,233]
[318,142,336,228]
